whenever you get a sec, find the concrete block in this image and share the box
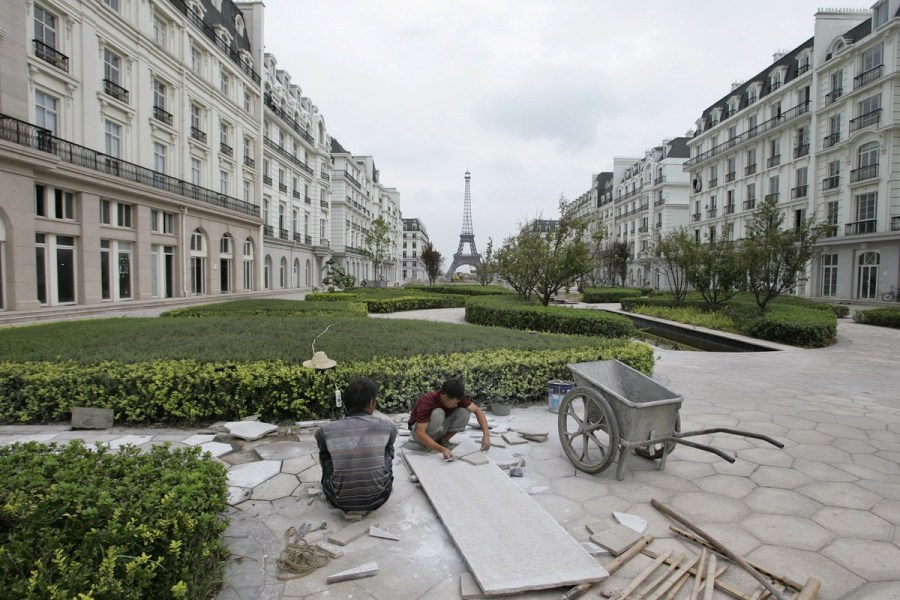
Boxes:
[71,407,113,430]
[326,561,378,584]
[224,421,278,441]
[368,526,399,541]
[316,541,344,558]
[226,460,282,488]
[589,523,642,556]
[329,519,378,546]
[460,451,489,466]
[182,434,216,446]
[501,433,528,445]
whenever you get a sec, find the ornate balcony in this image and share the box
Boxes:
[707,208,717,218]
[190,127,207,143]
[764,193,779,202]
[220,142,233,157]
[263,225,274,237]
[278,183,287,192]
[767,155,781,168]
[153,106,173,126]
[845,219,876,236]
[243,155,255,168]
[793,144,809,158]
[708,178,718,188]
[293,190,301,199]
[692,212,701,222]
[320,199,329,209]
[791,185,808,199]
[824,88,842,106]
[850,164,878,183]
[726,171,736,182]
[854,65,883,89]
[823,133,840,148]
[823,175,840,191]
[279,228,289,240]
[849,109,881,133]
[725,203,735,215]
[102,79,129,103]
[33,40,69,72]
[743,199,756,210]
[305,196,312,205]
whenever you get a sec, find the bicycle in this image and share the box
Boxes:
[883,284,898,302]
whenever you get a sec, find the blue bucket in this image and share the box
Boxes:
[548,380,575,413]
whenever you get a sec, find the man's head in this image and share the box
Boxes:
[439,377,465,409]
[344,377,378,414]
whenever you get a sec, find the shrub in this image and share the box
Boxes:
[743,305,836,347]
[582,287,643,303]
[364,294,467,313]
[406,284,511,296]
[0,442,227,599]
[305,292,361,303]
[0,343,653,424]
[629,305,736,330]
[853,307,900,329]
[162,299,367,318]
[466,296,635,338]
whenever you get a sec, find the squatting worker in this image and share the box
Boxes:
[315,377,397,512]
[408,377,491,460]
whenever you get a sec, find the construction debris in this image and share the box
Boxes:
[326,561,378,584]
[368,526,399,541]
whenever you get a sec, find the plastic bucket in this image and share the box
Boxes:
[548,380,575,413]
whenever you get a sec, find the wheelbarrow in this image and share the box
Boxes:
[557,360,784,480]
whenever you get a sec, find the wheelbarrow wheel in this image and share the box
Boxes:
[635,414,681,460]
[557,386,619,474]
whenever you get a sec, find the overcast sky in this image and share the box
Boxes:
[262,1,865,264]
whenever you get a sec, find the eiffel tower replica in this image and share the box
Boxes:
[446,170,482,277]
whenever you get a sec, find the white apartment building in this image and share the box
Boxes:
[328,141,403,285]
[605,138,691,288]
[260,52,331,291]
[401,218,429,283]
[686,4,899,301]
[0,0,265,312]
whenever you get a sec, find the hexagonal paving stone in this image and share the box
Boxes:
[735,446,794,468]
[182,434,216,446]
[669,492,749,523]
[254,441,317,460]
[741,514,832,550]
[816,423,868,440]
[297,463,322,483]
[608,480,672,504]
[696,474,756,499]
[281,455,317,475]
[250,473,300,501]
[842,581,900,600]
[822,539,900,581]
[798,481,882,510]
[746,545,863,599]
[873,499,900,526]
[227,460,282,488]
[793,459,859,483]
[697,522,762,556]
[785,429,834,445]
[852,453,900,476]
[750,465,812,489]
[744,487,822,517]
[812,507,893,541]
[549,475,607,503]
[198,441,234,458]
[532,493,584,524]
[660,460,715,480]
[785,443,852,463]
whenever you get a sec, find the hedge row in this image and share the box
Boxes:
[465,296,635,338]
[0,343,652,425]
[363,294,467,313]
[582,287,644,303]
[162,300,367,318]
[305,292,360,302]
[405,284,512,296]
[0,442,227,599]
[853,307,900,329]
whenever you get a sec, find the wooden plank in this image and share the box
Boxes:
[403,448,607,595]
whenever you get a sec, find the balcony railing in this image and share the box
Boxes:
[725,171,736,182]
[0,113,258,217]
[849,109,881,133]
[243,155,255,168]
[305,196,312,205]
[796,63,810,76]
[791,185,808,199]
[708,178,718,188]
[220,142,233,157]
[725,204,735,215]
[263,136,313,175]
[793,144,809,158]
[824,88,842,105]
[320,171,330,181]
[190,127,207,143]
[845,219,877,236]
[33,39,69,72]
[823,175,840,190]
[823,132,840,148]
[764,193,779,202]
[767,155,781,168]
[654,197,665,206]
[640,203,649,211]
[743,199,756,210]
[653,175,666,185]
[745,164,757,175]
[854,64,883,89]
[692,212,701,222]
[707,208,717,218]
[684,101,809,169]
[319,238,330,247]
[819,224,838,238]
[168,0,261,84]
[262,92,314,145]
[892,216,900,231]
[153,105,173,126]
[279,228,289,240]
[102,79,129,103]
[305,234,313,244]
[320,199,329,209]
[278,183,287,192]
[343,170,363,190]
[850,164,878,182]
[263,225,274,237]
[263,175,272,186]
[638,226,648,233]
[292,190,301,199]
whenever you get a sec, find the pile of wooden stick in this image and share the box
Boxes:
[561,499,821,600]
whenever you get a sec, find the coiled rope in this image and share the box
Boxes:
[276,526,330,580]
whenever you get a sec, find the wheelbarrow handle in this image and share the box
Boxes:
[666,437,736,463]
[676,427,785,449]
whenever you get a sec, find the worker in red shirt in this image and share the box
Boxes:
[407,377,491,460]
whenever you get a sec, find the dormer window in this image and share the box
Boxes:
[874,0,889,28]
[214,26,233,48]
[797,52,811,75]
[235,14,246,36]
[770,70,783,91]
[711,108,723,126]
[747,83,761,104]
[239,49,253,68]
[727,96,740,117]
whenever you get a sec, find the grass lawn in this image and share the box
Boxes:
[0,314,623,364]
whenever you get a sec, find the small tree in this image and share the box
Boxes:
[601,240,631,286]
[322,257,356,291]
[495,227,542,301]
[685,231,743,307]
[650,228,693,303]
[420,243,444,285]
[363,216,392,281]
[743,197,825,312]
[473,238,498,286]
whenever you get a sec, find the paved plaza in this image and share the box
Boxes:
[1,309,899,598]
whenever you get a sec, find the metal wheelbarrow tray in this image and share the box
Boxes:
[558,360,784,480]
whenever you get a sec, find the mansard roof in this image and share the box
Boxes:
[666,137,690,158]
[330,137,350,155]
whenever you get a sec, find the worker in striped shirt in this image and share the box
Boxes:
[315,378,398,512]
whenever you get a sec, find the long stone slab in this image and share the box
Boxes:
[403,449,607,595]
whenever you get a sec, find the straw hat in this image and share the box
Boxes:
[303,351,337,370]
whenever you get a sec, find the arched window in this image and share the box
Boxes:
[279,257,287,288]
[305,259,312,287]
[219,233,233,293]
[293,258,300,287]
[264,255,272,289]
[189,228,207,295]
[243,238,254,291]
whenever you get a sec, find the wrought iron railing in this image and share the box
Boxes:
[153,106,173,126]
[263,225,274,236]
[845,219,876,236]
[190,127,207,143]
[823,132,840,148]
[743,199,756,210]
[33,39,69,72]
[791,185,808,199]
[823,175,840,190]
[767,155,780,168]
[243,155,255,168]
[849,109,881,133]
[764,193,779,202]
[103,79,129,103]
[825,88,842,105]
[745,164,757,175]
[343,170,363,190]
[793,144,809,158]
[850,164,878,182]
[0,113,257,217]
[263,136,313,175]
[262,92,315,145]
[854,64,883,89]
[220,142,233,157]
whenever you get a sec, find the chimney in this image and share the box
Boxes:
[773,49,787,62]
[730,80,744,91]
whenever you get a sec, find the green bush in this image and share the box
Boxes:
[0,442,227,599]
[466,296,635,338]
[305,292,361,302]
[364,294,467,313]
[743,305,837,347]
[853,307,900,329]
[405,284,512,296]
[629,305,736,330]
[0,342,652,424]
[582,287,643,303]
[162,299,367,317]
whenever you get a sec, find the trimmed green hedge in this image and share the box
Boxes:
[405,284,512,296]
[305,292,361,302]
[582,287,644,303]
[853,307,900,329]
[0,343,652,424]
[162,299,367,317]
[0,442,227,599]
[745,306,836,347]
[466,296,635,338]
[364,294,467,313]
